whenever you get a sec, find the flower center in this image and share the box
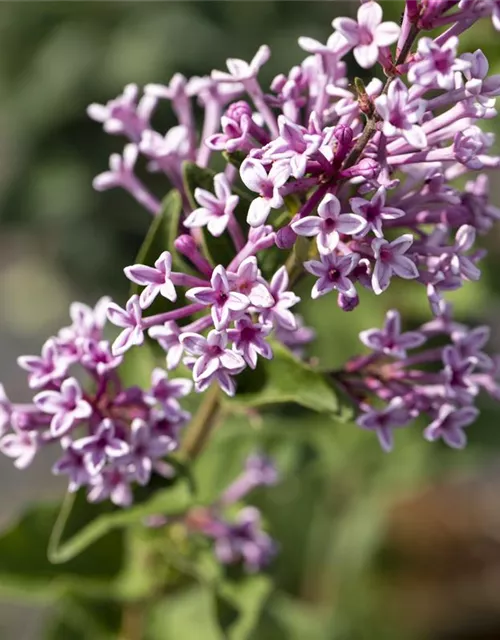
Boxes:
[379,247,393,263]
[359,27,374,46]
[365,204,380,222]
[327,268,339,282]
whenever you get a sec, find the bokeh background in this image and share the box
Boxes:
[0,3,499,639]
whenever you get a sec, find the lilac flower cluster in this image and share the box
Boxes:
[0,299,192,506]
[185,454,279,572]
[341,307,500,451]
[88,0,500,399]
[1,0,500,509]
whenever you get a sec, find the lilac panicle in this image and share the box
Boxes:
[0,299,192,507]
[1,0,500,537]
[183,454,279,572]
[348,308,500,452]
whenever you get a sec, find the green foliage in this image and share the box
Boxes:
[44,596,122,640]
[48,469,194,564]
[214,573,273,640]
[0,501,122,601]
[129,189,190,284]
[128,188,194,319]
[230,341,352,421]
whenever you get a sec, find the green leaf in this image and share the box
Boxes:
[148,586,221,640]
[222,150,247,169]
[119,335,159,388]
[214,574,273,640]
[228,342,351,420]
[131,188,191,284]
[129,188,195,319]
[0,501,123,601]
[182,162,249,267]
[43,595,122,640]
[48,469,194,564]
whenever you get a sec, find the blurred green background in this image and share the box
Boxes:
[0,3,500,639]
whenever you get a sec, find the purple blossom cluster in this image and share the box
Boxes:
[185,454,279,572]
[1,0,500,511]
[341,307,500,451]
[0,299,192,506]
[90,0,500,396]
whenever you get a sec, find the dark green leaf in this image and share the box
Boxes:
[43,595,122,640]
[118,336,159,389]
[129,188,195,319]
[222,150,247,169]
[49,469,194,564]
[228,342,351,420]
[131,188,192,284]
[0,501,123,601]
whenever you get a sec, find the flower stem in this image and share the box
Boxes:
[180,384,221,462]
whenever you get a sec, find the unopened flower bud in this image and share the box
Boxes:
[226,101,253,124]
[276,225,297,249]
[338,292,360,312]
[341,158,380,180]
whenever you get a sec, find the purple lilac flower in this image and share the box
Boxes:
[292,194,366,254]
[124,251,177,309]
[87,84,156,141]
[148,322,184,370]
[332,1,400,69]
[374,79,427,149]
[88,468,134,508]
[260,267,300,331]
[0,426,38,469]
[73,419,130,476]
[213,507,277,573]
[360,310,426,359]
[357,399,413,452]
[180,330,245,385]
[211,45,271,84]
[227,257,274,309]
[424,404,479,449]
[228,317,273,369]
[34,378,92,438]
[186,266,249,330]
[461,50,500,106]
[408,37,471,90]
[305,252,359,299]
[184,174,239,237]
[451,326,492,370]
[147,368,192,413]
[80,340,123,375]
[124,418,177,485]
[18,339,68,390]
[267,115,324,179]
[59,297,111,343]
[371,235,419,295]
[1,294,192,506]
[52,438,90,492]
[240,158,291,226]
[221,453,279,505]
[442,346,479,404]
[349,186,405,238]
[107,295,145,356]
